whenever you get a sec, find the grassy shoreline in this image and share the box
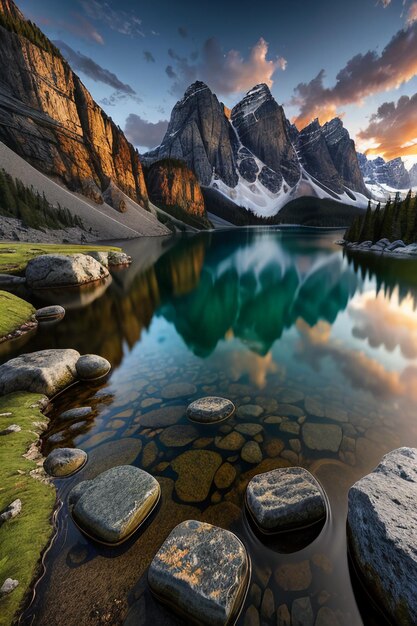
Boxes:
[0,242,122,275]
[0,291,36,342]
[0,393,56,626]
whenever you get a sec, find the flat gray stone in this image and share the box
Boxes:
[0,499,22,522]
[159,424,198,447]
[187,397,235,424]
[235,423,263,436]
[69,465,160,544]
[140,405,185,427]
[148,520,250,626]
[26,254,109,288]
[302,423,342,452]
[76,354,111,380]
[246,467,326,533]
[35,305,65,322]
[348,447,417,624]
[44,448,87,477]
[0,349,80,396]
[59,407,93,421]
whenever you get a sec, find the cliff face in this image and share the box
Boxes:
[144,159,210,228]
[358,153,411,190]
[231,84,300,188]
[0,0,148,209]
[143,82,239,188]
[322,118,369,196]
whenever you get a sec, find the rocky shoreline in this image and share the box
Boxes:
[339,237,417,257]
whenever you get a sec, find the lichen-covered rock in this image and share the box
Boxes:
[148,520,250,626]
[69,465,160,544]
[44,448,87,477]
[246,467,326,533]
[75,354,111,380]
[348,447,417,624]
[187,397,235,424]
[0,348,79,396]
[26,254,109,288]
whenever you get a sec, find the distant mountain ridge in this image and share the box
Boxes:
[357,153,412,191]
[143,82,370,221]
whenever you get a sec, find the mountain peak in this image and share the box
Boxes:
[180,81,211,102]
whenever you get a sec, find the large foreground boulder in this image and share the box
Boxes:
[348,447,417,625]
[0,349,80,396]
[148,520,250,626]
[69,465,160,544]
[26,254,109,289]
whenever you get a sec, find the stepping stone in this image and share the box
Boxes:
[76,354,111,380]
[44,448,87,477]
[35,305,65,322]
[59,407,93,421]
[246,467,327,534]
[69,465,160,544]
[187,397,235,424]
[148,520,250,626]
[348,447,417,623]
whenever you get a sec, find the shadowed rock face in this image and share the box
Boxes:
[0,0,148,208]
[143,82,239,188]
[144,159,209,225]
[410,163,417,187]
[296,119,343,195]
[231,84,301,188]
[322,118,369,196]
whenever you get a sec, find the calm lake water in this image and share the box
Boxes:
[8,228,417,626]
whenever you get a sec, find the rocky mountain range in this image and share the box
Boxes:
[144,82,370,223]
[357,153,413,191]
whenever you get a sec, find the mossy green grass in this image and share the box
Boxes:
[0,392,56,626]
[0,291,36,340]
[0,243,121,274]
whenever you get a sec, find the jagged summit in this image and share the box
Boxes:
[144,81,371,219]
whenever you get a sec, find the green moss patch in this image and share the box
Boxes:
[0,243,122,275]
[0,291,36,340]
[0,392,56,626]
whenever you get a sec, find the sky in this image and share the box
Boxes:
[17,0,417,166]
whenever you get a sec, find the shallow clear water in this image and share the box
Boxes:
[11,228,417,626]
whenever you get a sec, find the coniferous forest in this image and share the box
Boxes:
[344,191,417,244]
[0,169,85,231]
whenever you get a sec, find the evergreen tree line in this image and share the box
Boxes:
[0,169,85,231]
[0,10,62,58]
[345,191,417,245]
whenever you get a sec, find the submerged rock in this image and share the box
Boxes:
[0,348,79,396]
[148,520,250,626]
[44,448,87,477]
[241,441,263,464]
[69,465,160,544]
[59,407,93,421]
[161,382,197,399]
[171,450,222,502]
[348,447,417,624]
[187,396,235,424]
[76,354,111,380]
[302,423,342,452]
[26,254,109,288]
[246,467,326,533]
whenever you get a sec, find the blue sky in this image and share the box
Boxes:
[17,0,417,165]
